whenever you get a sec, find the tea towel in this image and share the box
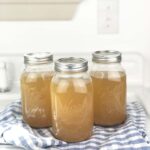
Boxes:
[0,101,150,150]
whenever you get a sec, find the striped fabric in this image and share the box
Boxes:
[0,101,149,150]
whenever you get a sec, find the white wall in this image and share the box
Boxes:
[0,0,150,86]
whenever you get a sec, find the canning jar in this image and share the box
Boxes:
[91,50,126,126]
[51,57,93,142]
[21,52,53,128]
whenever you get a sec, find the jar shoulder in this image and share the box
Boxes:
[21,71,53,83]
[51,73,93,91]
[90,63,126,79]
[91,63,125,72]
[24,63,53,72]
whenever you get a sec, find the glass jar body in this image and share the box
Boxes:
[91,62,126,126]
[51,72,93,142]
[21,63,53,128]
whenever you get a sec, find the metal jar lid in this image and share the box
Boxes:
[24,52,53,65]
[55,57,88,72]
[92,50,122,63]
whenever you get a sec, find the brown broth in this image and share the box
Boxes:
[21,72,53,128]
[51,78,93,142]
[91,71,126,126]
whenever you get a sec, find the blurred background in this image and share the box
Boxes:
[0,0,149,86]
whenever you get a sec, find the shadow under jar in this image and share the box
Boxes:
[91,50,127,126]
[51,57,93,142]
[21,52,53,128]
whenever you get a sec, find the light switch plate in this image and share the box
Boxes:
[98,0,119,34]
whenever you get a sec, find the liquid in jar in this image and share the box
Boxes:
[91,71,126,126]
[21,71,53,128]
[51,78,93,142]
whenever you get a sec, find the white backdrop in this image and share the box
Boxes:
[0,0,150,86]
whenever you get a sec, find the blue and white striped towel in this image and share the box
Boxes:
[0,101,150,150]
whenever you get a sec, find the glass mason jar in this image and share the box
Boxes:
[51,57,93,142]
[91,50,126,126]
[21,52,53,128]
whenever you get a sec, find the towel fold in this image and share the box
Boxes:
[0,101,149,150]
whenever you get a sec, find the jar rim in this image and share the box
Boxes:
[92,50,122,63]
[55,57,88,72]
[24,52,53,65]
